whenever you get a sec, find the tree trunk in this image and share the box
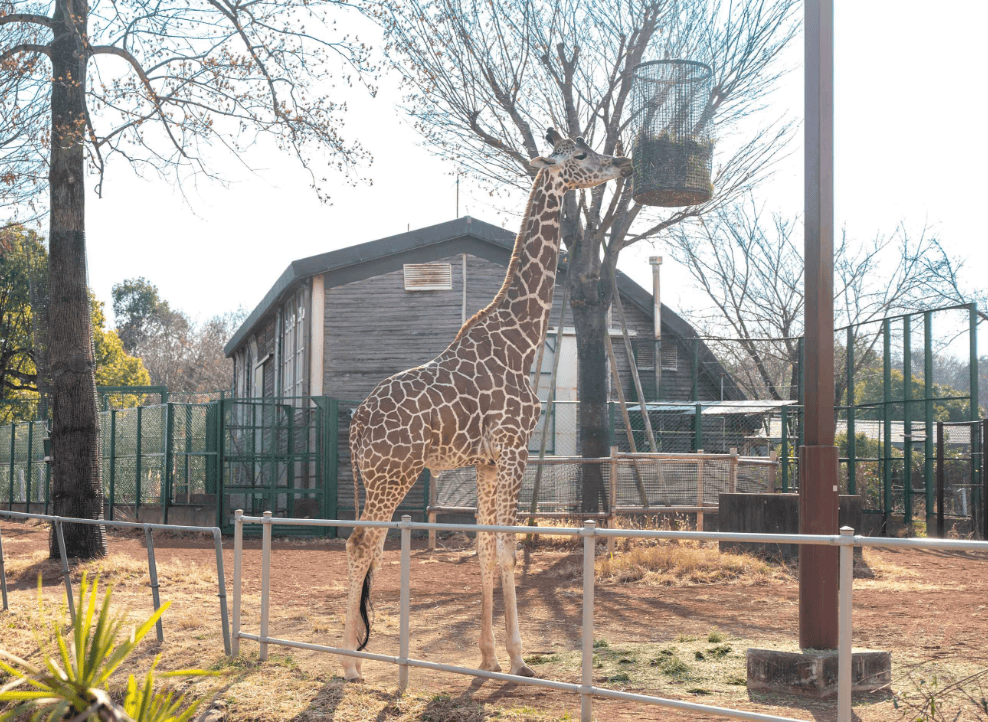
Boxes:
[47,0,106,559]
[571,281,611,514]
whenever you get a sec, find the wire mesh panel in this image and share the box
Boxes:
[629,59,714,207]
[170,403,216,504]
[221,398,324,533]
[434,454,775,516]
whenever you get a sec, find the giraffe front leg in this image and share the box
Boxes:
[495,449,535,678]
[476,464,501,672]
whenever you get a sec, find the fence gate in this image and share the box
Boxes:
[219,398,329,535]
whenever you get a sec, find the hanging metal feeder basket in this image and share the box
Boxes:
[628,59,715,207]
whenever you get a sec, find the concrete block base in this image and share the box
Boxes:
[746,648,891,698]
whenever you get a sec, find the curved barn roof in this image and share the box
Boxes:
[224,216,743,400]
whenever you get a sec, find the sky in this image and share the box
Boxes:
[76,2,988,347]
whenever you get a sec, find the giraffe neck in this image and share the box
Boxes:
[454,170,565,373]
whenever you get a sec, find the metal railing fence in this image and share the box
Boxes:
[0,510,231,655]
[230,512,988,722]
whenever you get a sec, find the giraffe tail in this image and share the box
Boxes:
[357,570,373,651]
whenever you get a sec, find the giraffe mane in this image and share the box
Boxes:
[452,169,549,344]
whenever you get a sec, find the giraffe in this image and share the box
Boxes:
[342,128,633,682]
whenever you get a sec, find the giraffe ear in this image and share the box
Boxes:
[545,128,563,146]
[530,156,557,169]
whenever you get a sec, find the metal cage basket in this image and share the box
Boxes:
[628,59,714,207]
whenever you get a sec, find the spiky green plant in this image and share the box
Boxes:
[0,573,216,721]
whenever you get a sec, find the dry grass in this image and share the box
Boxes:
[596,541,781,585]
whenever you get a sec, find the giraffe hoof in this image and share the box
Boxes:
[511,664,536,678]
[344,674,365,683]
[479,660,502,673]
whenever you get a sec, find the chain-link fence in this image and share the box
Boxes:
[0,420,48,508]
[431,452,777,523]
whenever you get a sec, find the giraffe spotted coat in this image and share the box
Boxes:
[341,129,633,682]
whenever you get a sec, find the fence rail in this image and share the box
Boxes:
[0,510,231,655]
[230,512,988,722]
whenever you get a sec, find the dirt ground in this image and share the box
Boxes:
[1,519,987,721]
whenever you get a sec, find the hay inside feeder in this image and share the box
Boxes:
[632,132,713,207]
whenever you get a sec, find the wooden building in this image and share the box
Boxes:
[225,216,739,406]
[223,217,743,517]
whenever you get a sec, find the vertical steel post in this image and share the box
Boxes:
[937,422,945,538]
[54,520,75,622]
[326,398,339,533]
[136,406,143,516]
[970,304,979,503]
[801,0,839,650]
[163,403,174,525]
[838,527,854,722]
[8,424,15,509]
[217,398,226,529]
[399,515,411,693]
[144,525,164,643]
[781,406,789,493]
[581,521,596,722]
[608,447,618,555]
[0,520,9,611]
[650,257,663,402]
[846,326,856,495]
[25,423,32,511]
[693,403,702,452]
[232,509,243,655]
[260,510,272,660]
[108,410,116,520]
[925,311,935,530]
[903,316,913,525]
[690,339,699,401]
[883,320,892,532]
[212,528,231,656]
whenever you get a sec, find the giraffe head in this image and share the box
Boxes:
[530,128,633,189]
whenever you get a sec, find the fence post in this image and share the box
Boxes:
[232,509,243,655]
[781,405,789,493]
[696,450,705,531]
[903,315,913,526]
[54,519,75,622]
[212,528,231,656]
[608,447,618,556]
[847,325,856,496]
[428,469,438,551]
[25,423,32,512]
[144,525,164,643]
[937,422,945,538]
[8,423,15,510]
[728,447,738,494]
[164,403,174,525]
[0,518,9,611]
[768,450,778,492]
[581,520,596,722]
[924,311,935,531]
[883,320,892,533]
[260,510,272,661]
[217,398,226,529]
[325,398,339,535]
[108,410,116,520]
[838,526,854,722]
[399,515,412,693]
[136,406,143,518]
[693,403,702,452]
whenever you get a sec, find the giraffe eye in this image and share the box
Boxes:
[575,153,587,160]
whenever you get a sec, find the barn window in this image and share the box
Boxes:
[281,288,306,403]
[403,263,452,291]
[662,344,678,371]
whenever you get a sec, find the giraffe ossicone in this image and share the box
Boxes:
[342,128,632,682]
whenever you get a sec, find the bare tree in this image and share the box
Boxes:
[668,197,980,405]
[374,0,798,510]
[135,310,244,394]
[1,0,376,556]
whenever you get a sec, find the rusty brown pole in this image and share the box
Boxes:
[800,0,839,650]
